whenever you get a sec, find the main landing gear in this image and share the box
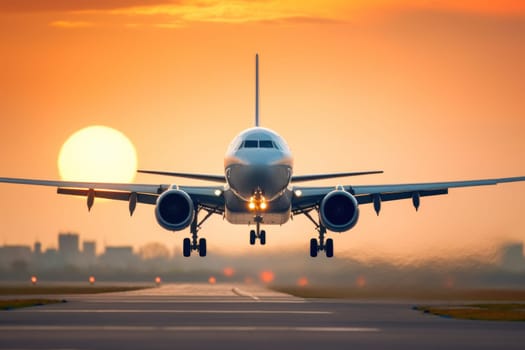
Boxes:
[309,225,333,258]
[301,210,334,258]
[182,206,215,257]
[249,216,266,245]
[183,237,206,257]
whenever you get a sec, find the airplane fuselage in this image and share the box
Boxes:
[224,127,293,225]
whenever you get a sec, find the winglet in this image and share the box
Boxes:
[255,53,260,127]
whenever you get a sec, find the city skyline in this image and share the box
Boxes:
[1,231,523,265]
[1,231,524,289]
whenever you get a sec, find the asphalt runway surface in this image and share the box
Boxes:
[1,283,524,350]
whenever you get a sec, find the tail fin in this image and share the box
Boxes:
[255,53,260,127]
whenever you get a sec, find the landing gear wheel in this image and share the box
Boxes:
[325,238,334,258]
[310,238,318,258]
[183,238,191,257]
[249,230,256,245]
[198,238,207,257]
[260,230,266,245]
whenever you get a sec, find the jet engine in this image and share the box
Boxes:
[319,190,359,232]
[155,189,195,231]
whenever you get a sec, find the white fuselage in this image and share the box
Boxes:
[223,127,294,225]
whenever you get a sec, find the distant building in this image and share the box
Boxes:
[45,248,58,254]
[38,248,61,269]
[34,241,42,255]
[81,241,97,266]
[58,232,79,259]
[83,241,96,257]
[501,242,525,272]
[100,246,138,269]
[0,245,32,270]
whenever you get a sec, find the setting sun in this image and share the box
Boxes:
[58,126,137,183]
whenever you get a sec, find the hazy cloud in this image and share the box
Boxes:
[0,0,175,12]
[2,0,524,29]
[2,0,524,17]
[110,1,335,25]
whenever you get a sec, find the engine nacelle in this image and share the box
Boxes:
[155,189,195,231]
[319,190,359,232]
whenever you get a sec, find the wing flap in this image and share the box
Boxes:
[0,176,225,214]
[0,177,168,194]
[355,189,448,204]
[57,188,158,205]
[352,176,525,195]
[292,176,525,212]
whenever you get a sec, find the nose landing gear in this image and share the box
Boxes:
[249,216,266,245]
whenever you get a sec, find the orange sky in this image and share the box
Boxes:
[0,1,524,261]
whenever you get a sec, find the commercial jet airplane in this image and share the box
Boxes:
[1,55,524,258]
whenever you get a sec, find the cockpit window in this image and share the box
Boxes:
[244,140,258,148]
[259,140,273,148]
[238,139,282,149]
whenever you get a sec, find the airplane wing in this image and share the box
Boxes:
[291,176,525,214]
[0,177,225,215]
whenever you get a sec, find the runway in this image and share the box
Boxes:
[1,283,524,350]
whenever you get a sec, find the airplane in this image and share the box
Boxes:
[1,54,524,258]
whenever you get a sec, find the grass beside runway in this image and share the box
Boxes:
[273,286,525,321]
[0,285,149,295]
[415,304,525,321]
[0,299,65,310]
[271,286,525,301]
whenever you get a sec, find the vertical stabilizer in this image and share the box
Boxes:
[255,54,260,127]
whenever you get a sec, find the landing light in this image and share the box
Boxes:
[295,190,303,197]
[214,189,222,196]
[248,196,268,211]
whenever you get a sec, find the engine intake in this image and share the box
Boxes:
[155,189,194,231]
[319,190,359,232]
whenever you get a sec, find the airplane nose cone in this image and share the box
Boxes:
[227,164,290,200]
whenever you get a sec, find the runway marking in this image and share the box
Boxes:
[231,287,260,301]
[27,309,331,315]
[79,299,307,304]
[0,325,380,333]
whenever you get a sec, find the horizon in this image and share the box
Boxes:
[2,231,524,290]
[2,230,524,267]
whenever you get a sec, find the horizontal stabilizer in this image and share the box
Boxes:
[138,170,226,183]
[292,171,383,183]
